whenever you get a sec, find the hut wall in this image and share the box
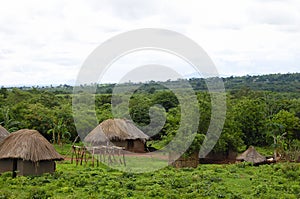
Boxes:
[199,150,237,164]
[169,151,199,168]
[205,152,227,160]
[112,140,145,153]
[0,159,55,176]
[0,159,14,173]
[17,160,56,176]
[130,140,144,152]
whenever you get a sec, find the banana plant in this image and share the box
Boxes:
[0,108,20,132]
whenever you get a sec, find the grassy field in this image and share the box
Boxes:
[0,159,299,199]
[0,145,299,198]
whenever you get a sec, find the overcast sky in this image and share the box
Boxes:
[0,0,299,86]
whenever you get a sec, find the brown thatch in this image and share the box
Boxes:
[0,125,9,143]
[84,119,149,146]
[236,146,266,164]
[0,129,63,162]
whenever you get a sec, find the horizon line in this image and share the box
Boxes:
[1,72,299,88]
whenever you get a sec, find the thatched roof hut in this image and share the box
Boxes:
[236,146,266,164]
[0,129,63,176]
[0,125,9,143]
[84,119,149,152]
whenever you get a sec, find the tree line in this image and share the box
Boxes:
[0,74,299,158]
[8,73,300,94]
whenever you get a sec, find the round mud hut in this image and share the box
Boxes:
[84,119,149,153]
[0,125,9,143]
[236,146,266,165]
[0,129,63,176]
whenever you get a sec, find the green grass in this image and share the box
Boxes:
[54,143,168,173]
[53,144,73,156]
[0,160,299,199]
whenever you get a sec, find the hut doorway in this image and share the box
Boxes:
[12,159,17,178]
[127,140,134,150]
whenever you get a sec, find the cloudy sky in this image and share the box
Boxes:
[0,0,299,86]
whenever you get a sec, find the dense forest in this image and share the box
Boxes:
[0,73,299,159]
[10,72,300,94]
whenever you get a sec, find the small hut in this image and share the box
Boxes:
[0,129,63,176]
[0,125,9,143]
[236,146,266,165]
[84,119,149,152]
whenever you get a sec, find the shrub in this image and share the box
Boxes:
[0,190,10,199]
[28,188,52,199]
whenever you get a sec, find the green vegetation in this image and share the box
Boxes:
[0,73,299,159]
[0,73,299,198]
[12,73,299,94]
[0,162,299,198]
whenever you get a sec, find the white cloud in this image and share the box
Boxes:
[0,0,299,86]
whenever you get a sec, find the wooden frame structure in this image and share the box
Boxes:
[71,145,126,166]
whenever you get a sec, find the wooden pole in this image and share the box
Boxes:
[92,147,95,167]
[80,147,85,165]
[71,145,74,164]
[76,147,79,166]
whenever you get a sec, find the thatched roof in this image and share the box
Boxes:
[0,129,63,162]
[84,119,149,146]
[236,146,266,164]
[0,125,9,143]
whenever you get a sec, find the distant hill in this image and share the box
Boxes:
[141,73,300,93]
[222,73,300,93]
[8,73,300,94]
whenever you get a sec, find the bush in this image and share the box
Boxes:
[28,188,52,199]
[0,190,10,199]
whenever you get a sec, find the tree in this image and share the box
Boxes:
[233,98,267,146]
[266,122,286,159]
[23,103,53,136]
[0,87,8,99]
[213,110,244,153]
[96,103,113,123]
[152,91,179,112]
[129,94,152,125]
[271,110,300,140]
[196,92,211,134]
[47,118,70,145]
[0,108,20,132]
